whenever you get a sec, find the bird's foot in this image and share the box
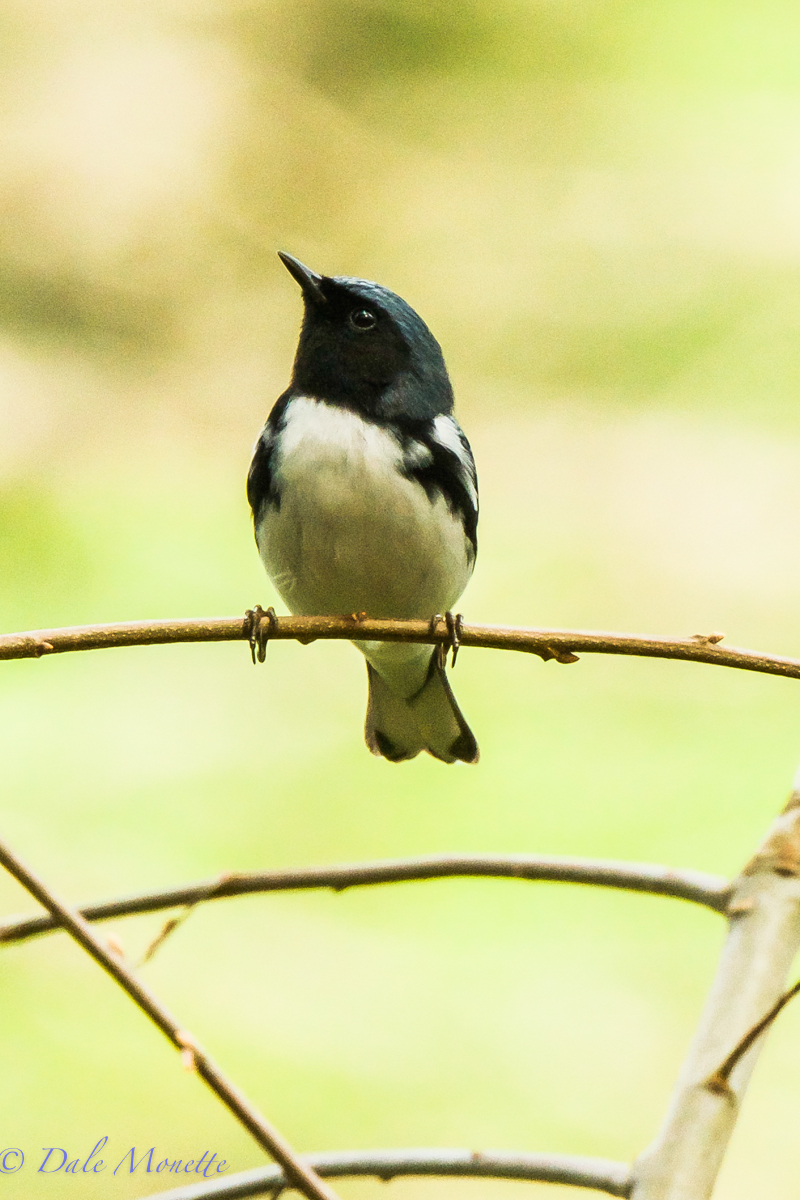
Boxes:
[432,611,464,669]
[244,605,278,664]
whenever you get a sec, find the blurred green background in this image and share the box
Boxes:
[2,0,800,1196]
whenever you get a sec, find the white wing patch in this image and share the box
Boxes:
[402,439,433,469]
[432,414,478,510]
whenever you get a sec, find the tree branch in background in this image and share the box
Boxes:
[130,1147,634,1200]
[0,836,341,1200]
[0,854,732,947]
[630,793,800,1199]
[0,614,800,682]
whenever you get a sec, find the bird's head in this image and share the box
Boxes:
[279,251,454,421]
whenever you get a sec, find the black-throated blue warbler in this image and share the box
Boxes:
[247,252,479,763]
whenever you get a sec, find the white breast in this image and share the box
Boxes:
[256,397,473,620]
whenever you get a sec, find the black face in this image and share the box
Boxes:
[280,254,455,421]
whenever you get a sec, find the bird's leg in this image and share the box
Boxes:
[430,613,445,668]
[243,605,278,664]
[430,612,463,669]
[444,611,463,668]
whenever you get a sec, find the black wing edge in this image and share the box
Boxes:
[397,417,478,559]
[246,391,293,520]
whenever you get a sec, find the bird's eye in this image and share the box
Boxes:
[349,308,377,331]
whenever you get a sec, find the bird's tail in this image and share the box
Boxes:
[364,658,479,764]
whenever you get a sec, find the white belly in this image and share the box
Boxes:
[256,397,472,619]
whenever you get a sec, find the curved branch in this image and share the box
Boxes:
[1,615,800,681]
[0,855,732,946]
[130,1147,633,1200]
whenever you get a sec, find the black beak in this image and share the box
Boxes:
[278,251,327,306]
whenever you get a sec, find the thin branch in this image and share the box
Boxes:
[129,1147,633,1200]
[705,976,800,1095]
[137,906,195,966]
[1,614,800,682]
[136,873,233,965]
[630,793,800,1200]
[0,854,732,946]
[0,836,340,1200]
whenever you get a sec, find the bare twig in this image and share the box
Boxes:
[130,1147,633,1200]
[0,837,340,1200]
[630,793,800,1199]
[0,615,799,682]
[705,977,800,1095]
[137,907,194,966]
[0,855,732,946]
[137,874,233,965]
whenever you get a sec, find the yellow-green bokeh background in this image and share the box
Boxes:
[3,1,800,1196]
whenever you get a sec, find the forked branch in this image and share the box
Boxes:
[630,794,800,1199]
[705,976,800,1095]
[0,837,341,1200]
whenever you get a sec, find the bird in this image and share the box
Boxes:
[247,251,479,764]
